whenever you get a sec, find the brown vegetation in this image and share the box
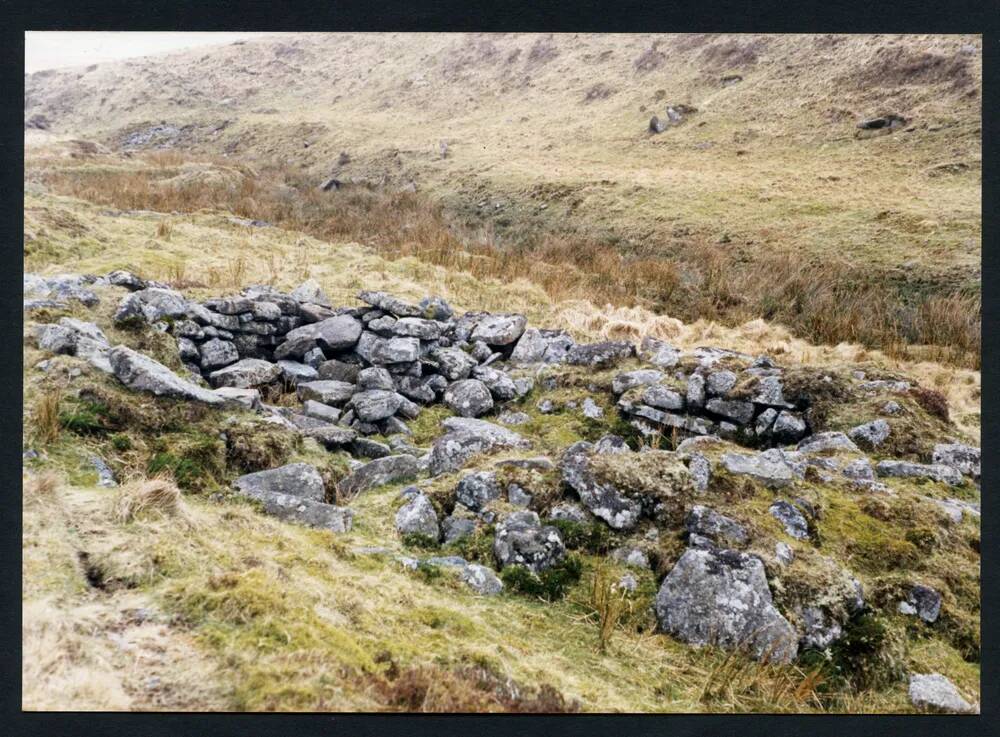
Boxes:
[36,154,981,368]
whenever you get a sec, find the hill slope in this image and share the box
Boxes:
[26,33,981,305]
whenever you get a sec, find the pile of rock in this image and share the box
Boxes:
[613,344,808,447]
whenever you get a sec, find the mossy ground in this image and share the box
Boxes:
[22,147,979,711]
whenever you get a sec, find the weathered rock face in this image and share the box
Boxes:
[395,493,440,539]
[655,548,798,664]
[109,346,225,405]
[454,471,502,511]
[560,442,642,530]
[210,358,282,388]
[337,454,420,497]
[233,463,326,502]
[721,450,795,489]
[443,379,494,417]
[566,340,635,367]
[428,418,530,475]
[685,505,747,547]
[493,511,566,572]
[875,460,963,486]
[932,443,980,481]
[908,673,976,714]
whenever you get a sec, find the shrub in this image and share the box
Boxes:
[499,555,583,601]
[799,612,906,692]
[58,397,111,435]
[909,387,950,422]
[401,533,440,550]
[546,518,613,555]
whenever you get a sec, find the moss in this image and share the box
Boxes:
[109,432,133,451]
[401,532,440,550]
[444,525,495,564]
[500,555,583,601]
[224,420,300,474]
[407,405,453,446]
[546,518,614,555]
[147,431,226,491]
[799,613,907,692]
[58,397,112,435]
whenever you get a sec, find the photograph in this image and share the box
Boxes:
[21,31,982,714]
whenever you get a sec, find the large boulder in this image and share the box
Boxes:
[655,548,798,663]
[349,389,404,422]
[560,442,642,530]
[470,314,527,346]
[337,454,420,496]
[209,358,282,388]
[493,511,566,572]
[233,462,325,502]
[395,492,440,540]
[443,379,494,417]
[931,443,980,481]
[313,314,364,352]
[108,346,225,405]
[296,380,357,406]
[239,492,353,532]
[428,418,530,475]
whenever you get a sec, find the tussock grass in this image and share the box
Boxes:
[34,154,980,368]
[32,389,63,446]
[112,477,185,524]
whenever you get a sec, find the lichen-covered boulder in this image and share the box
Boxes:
[209,358,281,388]
[454,471,502,512]
[233,462,325,502]
[685,505,747,547]
[460,563,504,595]
[566,340,635,367]
[560,442,642,530]
[655,548,798,663]
[349,389,404,422]
[430,346,479,380]
[721,450,795,489]
[470,313,527,346]
[296,380,357,406]
[108,345,225,405]
[312,314,364,352]
[612,369,664,395]
[493,511,566,572]
[337,454,420,496]
[848,419,891,450]
[428,418,531,475]
[443,379,494,417]
[395,492,440,540]
[932,443,980,481]
[908,673,976,714]
[769,500,809,539]
[875,460,963,486]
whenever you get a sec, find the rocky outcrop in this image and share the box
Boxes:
[655,548,798,663]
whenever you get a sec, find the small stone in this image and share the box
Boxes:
[769,500,809,539]
[908,673,975,714]
[395,493,440,540]
[848,419,891,450]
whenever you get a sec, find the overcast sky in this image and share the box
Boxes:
[25,32,278,73]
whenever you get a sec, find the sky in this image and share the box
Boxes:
[24,32,277,73]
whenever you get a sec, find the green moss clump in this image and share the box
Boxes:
[500,555,583,601]
[224,420,300,474]
[110,432,133,451]
[59,397,112,435]
[546,518,614,555]
[147,431,226,491]
[401,532,440,550]
[445,525,496,564]
[799,612,907,692]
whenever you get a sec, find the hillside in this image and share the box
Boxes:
[22,33,981,714]
[25,33,982,364]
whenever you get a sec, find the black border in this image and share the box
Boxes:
[3,1,995,736]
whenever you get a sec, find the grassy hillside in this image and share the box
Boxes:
[22,175,980,711]
[25,33,982,364]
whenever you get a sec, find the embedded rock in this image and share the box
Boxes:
[848,419,891,450]
[769,500,809,540]
[655,548,798,663]
[233,462,325,502]
[337,454,420,496]
[932,443,980,481]
[443,379,494,417]
[209,358,281,388]
[395,493,440,540]
[454,471,502,512]
[612,369,664,395]
[108,346,225,405]
[460,563,504,595]
[908,674,975,714]
[876,460,963,486]
[560,442,641,530]
[721,450,795,489]
[428,418,530,475]
[493,511,566,572]
[685,505,747,547]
